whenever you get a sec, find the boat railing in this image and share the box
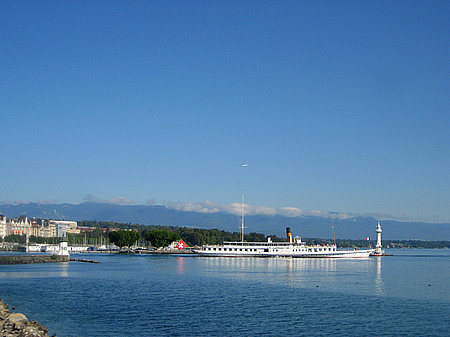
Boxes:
[215,242,338,248]
[222,241,299,247]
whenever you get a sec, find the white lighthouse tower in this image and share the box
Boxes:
[57,238,69,257]
[57,230,70,258]
[375,221,383,256]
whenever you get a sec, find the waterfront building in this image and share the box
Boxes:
[0,215,79,239]
[30,221,42,237]
[28,219,56,237]
[78,226,96,233]
[50,220,80,234]
[7,216,31,236]
[41,220,57,238]
[55,223,67,238]
[0,215,6,239]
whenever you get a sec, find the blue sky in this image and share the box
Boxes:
[1,1,449,222]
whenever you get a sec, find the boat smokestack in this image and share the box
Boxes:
[286,227,293,243]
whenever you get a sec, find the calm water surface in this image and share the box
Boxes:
[0,249,448,336]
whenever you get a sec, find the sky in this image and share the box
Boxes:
[1,1,449,223]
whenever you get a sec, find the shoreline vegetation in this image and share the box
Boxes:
[1,220,449,250]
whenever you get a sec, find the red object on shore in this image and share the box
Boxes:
[176,239,187,250]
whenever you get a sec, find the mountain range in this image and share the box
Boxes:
[0,202,448,241]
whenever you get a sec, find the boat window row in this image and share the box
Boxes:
[309,247,336,252]
[203,246,336,253]
[205,247,259,252]
[223,242,295,246]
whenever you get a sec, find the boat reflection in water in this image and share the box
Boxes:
[201,255,338,271]
[200,256,341,288]
[199,254,383,295]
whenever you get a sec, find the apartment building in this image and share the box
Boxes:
[0,215,6,239]
[0,215,79,238]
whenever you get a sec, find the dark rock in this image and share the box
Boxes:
[0,299,51,337]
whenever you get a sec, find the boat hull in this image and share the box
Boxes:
[194,249,373,258]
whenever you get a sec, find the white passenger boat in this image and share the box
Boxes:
[195,197,373,258]
[195,227,374,258]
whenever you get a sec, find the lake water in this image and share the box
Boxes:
[0,249,449,336]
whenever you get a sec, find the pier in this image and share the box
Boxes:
[0,255,69,265]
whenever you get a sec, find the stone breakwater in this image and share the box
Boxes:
[0,299,52,337]
[0,255,69,265]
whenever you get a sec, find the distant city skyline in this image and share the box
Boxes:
[1,1,449,223]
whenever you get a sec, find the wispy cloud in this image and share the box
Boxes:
[36,199,57,205]
[165,200,223,214]
[0,199,58,205]
[164,200,350,219]
[83,194,135,205]
[361,211,411,221]
[359,211,447,222]
[0,200,32,205]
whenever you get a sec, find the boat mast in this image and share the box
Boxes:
[240,163,248,242]
[240,194,245,242]
[331,213,336,247]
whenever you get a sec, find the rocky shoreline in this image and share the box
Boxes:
[0,299,52,337]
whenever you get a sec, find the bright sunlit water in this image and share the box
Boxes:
[0,249,448,336]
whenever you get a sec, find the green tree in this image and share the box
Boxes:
[108,230,140,248]
[245,232,266,242]
[146,229,180,248]
[3,235,26,244]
